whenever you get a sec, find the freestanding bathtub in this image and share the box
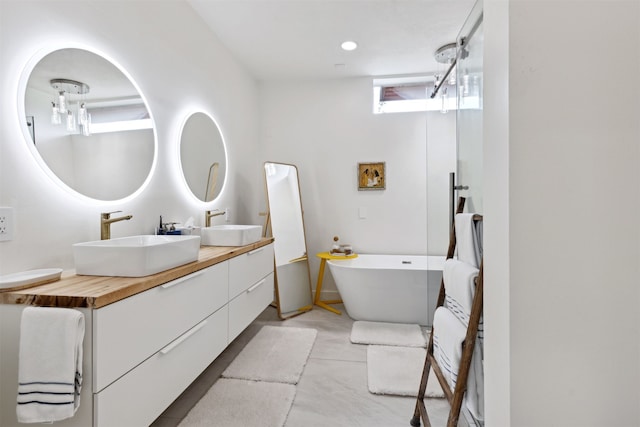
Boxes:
[327,254,445,326]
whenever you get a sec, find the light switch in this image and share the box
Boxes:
[359,207,367,219]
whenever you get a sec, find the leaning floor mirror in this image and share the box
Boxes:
[263,162,313,319]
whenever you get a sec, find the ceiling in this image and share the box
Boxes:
[187,0,476,81]
[28,49,139,102]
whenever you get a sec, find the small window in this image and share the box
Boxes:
[373,77,457,114]
[380,85,428,102]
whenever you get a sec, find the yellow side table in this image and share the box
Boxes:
[314,252,358,315]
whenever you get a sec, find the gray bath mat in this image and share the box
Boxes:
[367,345,444,398]
[222,325,317,384]
[351,320,427,347]
[178,378,295,427]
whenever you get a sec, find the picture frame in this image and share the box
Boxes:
[357,161,385,190]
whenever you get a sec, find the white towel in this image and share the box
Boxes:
[466,339,484,423]
[455,213,482,268]
[442,258,484,422]
[445,248,484,346]
[17,307,85,424]
[443,258,479,328]
[433,306,484,424]
[432,307,466,391]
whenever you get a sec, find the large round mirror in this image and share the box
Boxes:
[22,48,155,201]
[179,112,227,202]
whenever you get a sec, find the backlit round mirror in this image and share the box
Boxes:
[179,112,227,202]
[22,48,155,201]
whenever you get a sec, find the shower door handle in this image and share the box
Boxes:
[449,172,469,230]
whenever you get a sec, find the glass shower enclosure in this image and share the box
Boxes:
[455,1,484,215]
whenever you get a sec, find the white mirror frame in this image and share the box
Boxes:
[17,43,157,205]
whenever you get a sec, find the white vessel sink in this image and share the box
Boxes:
[201,225,262,247]
[73,235,201,277]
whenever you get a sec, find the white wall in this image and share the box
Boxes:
[258,78,456,297]
[0,1,263,274]
[484,1,640,425]
[483,0,511,425]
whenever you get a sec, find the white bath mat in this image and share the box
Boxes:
[351,320,427,347]
[178,378,295,427]
[367,345,444,398]
[222,325,317,384]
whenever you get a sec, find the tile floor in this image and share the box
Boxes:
[151,304,460,427]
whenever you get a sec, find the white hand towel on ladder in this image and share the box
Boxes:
[17,306,85,424]
[442,258,484,423]
[433,306,484,423]
[455,213,482,268]
[432,307,467,391]
[443,258,479,328]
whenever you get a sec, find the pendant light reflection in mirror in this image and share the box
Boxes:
[22,47,156,202]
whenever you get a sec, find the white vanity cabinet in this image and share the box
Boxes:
[0,241,275,427]
[92,243,274,426]
[228,245,275,341]
[93,263,229,426]
[94,307,228,426]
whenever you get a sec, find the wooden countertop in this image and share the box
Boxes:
[0,238,274,309]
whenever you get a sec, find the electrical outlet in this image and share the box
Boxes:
[0,207,14,242]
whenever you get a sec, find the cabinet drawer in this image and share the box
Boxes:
[228,243,274,299]
[94,306,228,427]
[93,262,228,392]
[228,272,274,342]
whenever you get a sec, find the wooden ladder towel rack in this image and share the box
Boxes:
[411,197,484,427]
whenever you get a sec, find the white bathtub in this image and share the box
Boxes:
[327,254,445,326]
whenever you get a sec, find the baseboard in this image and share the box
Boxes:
[314,289,341,302]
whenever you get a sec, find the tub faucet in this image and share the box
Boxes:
[205,209,225,227]
[101,211,133,240]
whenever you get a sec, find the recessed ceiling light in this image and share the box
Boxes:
[341,41,358,51]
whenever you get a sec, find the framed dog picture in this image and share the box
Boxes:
[357,162,385,190]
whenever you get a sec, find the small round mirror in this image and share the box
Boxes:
[22,48,156,201]
[179,112,227,202]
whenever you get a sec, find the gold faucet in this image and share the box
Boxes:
[205,209,225,227]
[101,211,133,240]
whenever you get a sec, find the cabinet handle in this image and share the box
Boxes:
[159,320,207,355]
[246,279,266,293]
[248,248,264,256]
[160,270,205,290]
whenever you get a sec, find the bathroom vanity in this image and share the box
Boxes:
[0,238,274,427]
